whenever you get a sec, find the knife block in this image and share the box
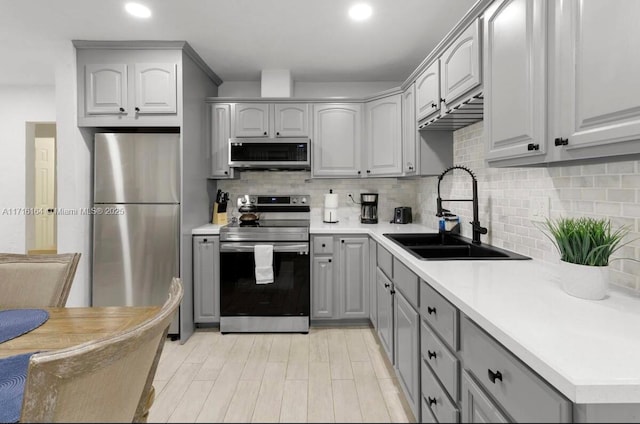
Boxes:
[212,203,228,225]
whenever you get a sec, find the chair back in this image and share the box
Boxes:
[0,253,81,308]
[19,277,183,423]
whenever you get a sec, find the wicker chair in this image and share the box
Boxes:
[18,277,183,423]
[0,253,81,308]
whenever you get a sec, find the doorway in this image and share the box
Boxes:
[26,122,57,254]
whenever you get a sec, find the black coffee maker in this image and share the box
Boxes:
[360,193,378,224]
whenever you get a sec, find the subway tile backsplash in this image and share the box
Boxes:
[417,121,640,292]
[215,120,640,292]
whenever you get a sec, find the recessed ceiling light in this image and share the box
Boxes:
[125,2,151,18]
[349,3,373,21]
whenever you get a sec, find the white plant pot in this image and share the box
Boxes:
[558,260,609,300]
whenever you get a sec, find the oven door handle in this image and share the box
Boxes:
[220,243,309,254]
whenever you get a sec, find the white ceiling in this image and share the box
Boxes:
[0,0,476,86]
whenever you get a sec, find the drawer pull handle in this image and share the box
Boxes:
[384,283,390,288]
[488,369,503,384]
[427,306,436,315]
[321,243,326,248]
[428,397,437,406]
[427,350,437,360]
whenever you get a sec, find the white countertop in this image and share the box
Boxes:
[192,219,640,403]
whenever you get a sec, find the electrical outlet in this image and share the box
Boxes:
[529,196,550,222]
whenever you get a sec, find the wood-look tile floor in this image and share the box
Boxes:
[149,327,415,423]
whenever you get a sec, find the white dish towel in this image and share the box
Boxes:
[254,244,274,284]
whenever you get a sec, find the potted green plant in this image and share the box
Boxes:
[542,217,631,300]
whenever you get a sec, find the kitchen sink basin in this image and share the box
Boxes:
[384,233,530,261]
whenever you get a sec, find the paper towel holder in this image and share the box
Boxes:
[323,189,339,223]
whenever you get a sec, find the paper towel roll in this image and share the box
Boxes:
[324,193,339,208]
[324,208,338,223]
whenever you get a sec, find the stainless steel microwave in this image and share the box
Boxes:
[228,138,310,169]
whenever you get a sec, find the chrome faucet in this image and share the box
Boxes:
[436,165,488,244]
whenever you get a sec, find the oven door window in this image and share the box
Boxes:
[220,251,310,316]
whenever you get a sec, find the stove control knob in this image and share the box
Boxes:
[240,198,247,204]
[292,198,297,204]
[250,197,256,204]
[301,197,307,204]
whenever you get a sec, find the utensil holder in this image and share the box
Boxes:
[212,203,228,225]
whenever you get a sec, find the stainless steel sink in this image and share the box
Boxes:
[384,233,530,260]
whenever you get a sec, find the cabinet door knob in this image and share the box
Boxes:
[357,170,361,175]
[390,289,396,295]
[427,350,437,360]
[431,102,437,108]
[135,107,140,112]
[276,132,280,136]
[263,131,268,136]
[527,143,540,151]
[341,240,345,244]
[202,238,208,243]
[366,170,371,174]
[428,397,437,406]
[119,107,125,113]
[321,243,326,248]
[224,171,228,175]
[427,306,436,315]
[328,259,332,263]
[440,98,446,103]
[384,283,390,288]
[488,369,503,384]
[554,137,569,146]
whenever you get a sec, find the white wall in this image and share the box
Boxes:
[0,85,55,253]
[218,81,401,98]
[55,42,93,307]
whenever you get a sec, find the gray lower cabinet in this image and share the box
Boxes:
[338,237,369,319]
[394,289,420,419]
[369,239,378,329]
[311,235,369,321]
[312,256,334,318]
[193,235,219,323]
[376,267,394,362]
[461,315,571,423]
[461,370,510,423]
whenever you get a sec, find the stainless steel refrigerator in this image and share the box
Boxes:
[92,133,180,334]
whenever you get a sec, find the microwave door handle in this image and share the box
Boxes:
[220,243,309,254]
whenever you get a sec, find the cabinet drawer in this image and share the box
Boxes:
[421,397,438,424]
[421,319,458,400]
[461,316,571,423]
[393,258,418,308]
[421,360,459,423]
[313,236,334,254]
[420,281,458,351]
[377,245,393,279]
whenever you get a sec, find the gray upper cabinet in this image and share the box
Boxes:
[338,237,369,319]
[209,103,234,178]
[84,63,128,115]
[416,61,441,122]
[273,103,310,137]
[76,44,184,127]
[440,18,482,109]
[134,63,178,114]
[364,94,403,177]
[402,84,418,175]
[233,103,270,137]
[552,0,640,161]
[233,103,310,138]
[193,236,220,324]
[312,103,362,178]
[484,0,547,164]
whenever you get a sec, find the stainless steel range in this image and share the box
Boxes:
[219,195,310,333]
